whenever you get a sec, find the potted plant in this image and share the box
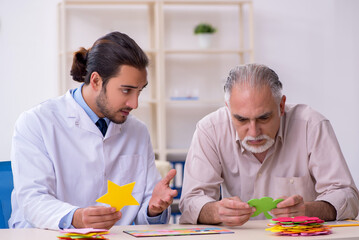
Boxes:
[194,23,216,49]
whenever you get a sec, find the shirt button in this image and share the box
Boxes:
[290,179,294,184]
[258,173,262,177]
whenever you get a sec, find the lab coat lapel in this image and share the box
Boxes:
[105,121,123,138]
[64,91,103,136]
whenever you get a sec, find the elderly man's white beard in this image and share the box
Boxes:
[241,135,275,153]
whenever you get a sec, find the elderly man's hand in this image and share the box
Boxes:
[271,195,337,220]
[148,169,178,217]
[217,196,255,226]
[271,195,305,217]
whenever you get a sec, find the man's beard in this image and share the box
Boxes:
[241,134,275,153]
[95,89,131,124]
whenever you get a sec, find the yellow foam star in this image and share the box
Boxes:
[96,180,139,211]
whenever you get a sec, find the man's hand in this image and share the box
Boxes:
[271,195,305,217]
[148,169,178,217]
[216,196,255,226]
[72,206,122,229]
[271,195,336,220]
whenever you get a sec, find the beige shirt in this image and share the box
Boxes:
[179,104,359,223]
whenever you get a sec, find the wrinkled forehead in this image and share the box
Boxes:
[229,84,279,115]
[230,83,274,100]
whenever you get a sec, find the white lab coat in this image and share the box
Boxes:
[9,91,168,229]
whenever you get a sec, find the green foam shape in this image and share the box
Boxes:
[247,197,284,219]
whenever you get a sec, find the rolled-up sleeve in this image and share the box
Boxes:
[179,123,223,224]
[308,120,359,220]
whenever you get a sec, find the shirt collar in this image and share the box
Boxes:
[72,84,110,125]
[236,134,246,153]
[277,113,285,142]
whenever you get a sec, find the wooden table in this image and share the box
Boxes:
[1,220,358,239]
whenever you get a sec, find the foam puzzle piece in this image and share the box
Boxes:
[271,216,324,224]
[58,228,110,239]
[96,180,139,211]
[60,228,109,234]
[247,197,284,219]
[265,216,332,237]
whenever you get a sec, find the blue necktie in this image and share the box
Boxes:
[96,118,108,136]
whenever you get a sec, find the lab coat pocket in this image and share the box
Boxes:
[272,174,317,201]
[107,154,146,200]
[108,154,145,183]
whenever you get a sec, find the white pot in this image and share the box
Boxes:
[197,33,213,49]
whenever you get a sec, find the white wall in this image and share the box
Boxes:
[253,0,359,187]
[1,0,358,186]
[0,0,60,160]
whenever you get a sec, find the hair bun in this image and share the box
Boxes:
[70,47,88,82]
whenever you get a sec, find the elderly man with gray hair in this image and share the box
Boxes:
[179,63,359,226]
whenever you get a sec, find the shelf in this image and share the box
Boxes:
[59,0,253,221]
[155,149,188,157]
[165,49,252,54]
[139,99,158,104]
[166,149,188,155]
[62,49,157,56]
[58,0,254,162]
[163,0,251,5]
[64,1,157,6]
[166,99,224,105]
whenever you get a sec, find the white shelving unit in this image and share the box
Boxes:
[58,0,254,162]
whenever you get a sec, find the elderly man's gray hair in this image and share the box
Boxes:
[224,64,283,104]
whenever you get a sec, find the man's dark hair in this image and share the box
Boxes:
[70,31,148,90]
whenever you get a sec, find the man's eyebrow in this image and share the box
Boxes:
[232,112,272,121]
[121,83,148,89]
[257,112,272,119]
[120,85,138,89]
[233,114,248,121]
[120,82,148,90]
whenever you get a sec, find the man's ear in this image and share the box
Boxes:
[89,72,102,92]
[280,95,286,116]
